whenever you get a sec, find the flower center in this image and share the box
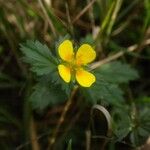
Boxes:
[66,57,81,74]
[70,58,81,68]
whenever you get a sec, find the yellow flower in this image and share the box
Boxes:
[57,40,96,87]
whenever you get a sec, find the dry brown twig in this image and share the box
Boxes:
[38,0,57,37]
[72,0,96,24]
[47,86,79,150]
[30,117,41,150]
[90,38,150,70]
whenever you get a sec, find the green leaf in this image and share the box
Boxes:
[139,108,150,136]
[29,82,67,110]
[137,127,149,137]
[112,107,131,141]
[94,61,139,84]
[130,130,140,146]
[46,71,73,96]
[82,80,124,106]
[20,40,57,76]
[115,128,131,141]
[80,34,94,45]
[82,61,138,106]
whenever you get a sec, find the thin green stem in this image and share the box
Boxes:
[106,0,123,37]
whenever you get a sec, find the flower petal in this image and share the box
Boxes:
[76,44,96,65]
[58,64,71,83]
[58,40,74,62]
[76,69,96,87]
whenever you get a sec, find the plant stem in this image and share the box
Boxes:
[72,0,96,24]
[106,0,123,38]
[47,86,78,150]
[30,117,40,150]
[38,0,57,37]
[90,38,150,70]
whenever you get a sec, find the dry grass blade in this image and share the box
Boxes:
[47,86,79,150]
[91,105,112,137]
[72,0,96,24]
[38,0,57,37]
[90,104,112,150]
[90,38,150,70]
[30,117,41,150]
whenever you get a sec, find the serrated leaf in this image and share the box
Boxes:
[29,82,67,110]
[130,130,140,146]
[80,34,94,45]
[137,127,149,137]
[50,71,73,96]
[81,61,138,106]
[112,107,131,141]
[115,128,131,141]
[139,108,150,135]
[94,61,139,84]
[20,40,57,75]
[82,80,124,106]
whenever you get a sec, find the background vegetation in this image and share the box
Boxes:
[0,0,150,149]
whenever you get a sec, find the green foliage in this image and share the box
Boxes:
[138,108,150,137]
[20,40,73,110]
[82,81,124,106]
[143,0,150,31]
[1,0,149,149]
[112,107,132,141]
[80,34,94,46]
[129,97,150,146]
[30,82,67,110]
[50,71,73,96]
[67,139,72,150]
[112,96,150,146]
[20,39,141,148]
[94,61,139,84]
[20,40,58,76]
[82,61,141,144]
[129,107,150,146]
[82,61,138,106]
